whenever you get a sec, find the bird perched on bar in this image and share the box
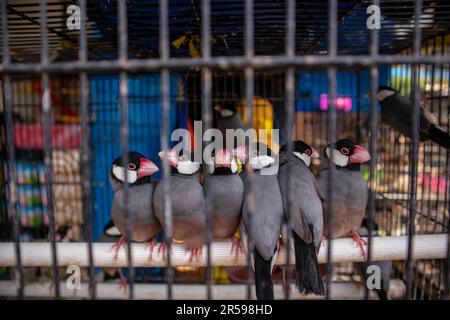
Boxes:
[240,142,284,300]
[153,147,206,262]
[354,218,392,300]
[278,140,325,295]
[316,139,371,257]
[109,152,160,260]
[204,148,245,257]
[376,86,450,149]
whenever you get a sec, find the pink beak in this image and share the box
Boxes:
[349,145,371,164]
[137,158,159,178]
[311,147,319,159]
[215,149,232,168]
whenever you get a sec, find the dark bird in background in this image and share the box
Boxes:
[240,142,284,300]
[279,140,324,295]
[153,148,206,262]
[354,218,393,300]
[204,148,244,257]
[214,101,245,149]
[376,86,450,149]
[110,151,160,260]
[316,139,371,257]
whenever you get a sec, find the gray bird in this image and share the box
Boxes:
[204,148,244,257]
[376,86,450,149]
[354,218,393,300]
[316,139,371,257]
[110,152,160,259]
[279,140,324,295]
[153,148,206,262]
[214,101,245,150]
[240,142,284,300]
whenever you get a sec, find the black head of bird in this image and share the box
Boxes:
[208,148,239,175]
[158,147,200,175]
[280,140,319,167]
[111,151,159,184]
[325,139,371,169]
[376,86,398,102]
[248,142,276,170]
[214,101,237,117]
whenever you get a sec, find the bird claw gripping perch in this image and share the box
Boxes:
[351,231,367,258]
[145,238,158,260]
[110,235,126,261]
[230,235,243,260]
[188,247,203,264]
[117,268,128,293]
[157,241,172,259]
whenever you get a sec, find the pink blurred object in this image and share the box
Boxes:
[319,94,352,111]
[418,173,448,193]
[14,124,81,149]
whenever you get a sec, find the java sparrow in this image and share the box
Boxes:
[376,86,450,149]
[204,148,244,257]
[354,218,392,300]
[316,139,371,257]
[278,140,325,295]
[214,101,245,149]
[152,148,206,262]
[240,142,284,300]
[109,152,160,259]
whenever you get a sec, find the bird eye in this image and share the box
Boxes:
[128,163,136,170]
[305,149,311,156]
[340,147,350,155]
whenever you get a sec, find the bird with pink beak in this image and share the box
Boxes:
[109,151,161,262]
[317,139,371,257]
[204,148,244,258]
[153,147,206,263]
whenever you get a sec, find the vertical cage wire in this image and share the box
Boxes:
[159,0,174,300]
[406,0,423,300]
[282,0,296,300]
[78,0,96,300]
[365,0,380,301]
[117,0,134,300]
[244,0,255,301]
[40,0,60,299]
[201,0,214,300]
[325,0,337,300]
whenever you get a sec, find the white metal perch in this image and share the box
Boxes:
[0,234,447,267]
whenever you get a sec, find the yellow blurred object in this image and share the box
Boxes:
[172,35,187,49]
[188,39,200,58]
[237,97,279,152]
[213,267,231,284]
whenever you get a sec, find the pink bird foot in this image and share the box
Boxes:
[117,268,128,292]
[188,247,203,263]
[351,230,367,258]
[158,241,172,259]
[110,235,126,261]
[230,236,242,260]
[145,238,158,260]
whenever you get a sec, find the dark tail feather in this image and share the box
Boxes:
[429,124,450,149]
[253,249,274,300]
[375,281,389,300]
[294,228,325,295]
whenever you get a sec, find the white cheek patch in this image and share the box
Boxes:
[220,109,234,117]
[249,155,275,170]
[376,90,395,102]
[177,160,201,175]
[231,159,238,173]
[293,151,311,167]
[326,147,349,167]
[112,165,138,184]
[208,162,215,174]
